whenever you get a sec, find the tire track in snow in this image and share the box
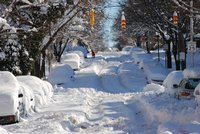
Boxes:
[99,63,131,93]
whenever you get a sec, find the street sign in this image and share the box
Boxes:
[187,41,196,53]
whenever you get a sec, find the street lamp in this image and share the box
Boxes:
[121,11,126,30]
[89,8,95,30]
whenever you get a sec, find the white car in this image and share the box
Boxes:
[143,62,169,85]
[61,52,81,70]
[17,75,53,109]
[173,78,200,99]
[162,71,183,96]
[0,71,23,125]
[18,81,35,116]
[48,64,74,85]
[122,46,133,52]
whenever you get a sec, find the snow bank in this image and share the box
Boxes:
[0,126,11,134]
[157,121,200,134]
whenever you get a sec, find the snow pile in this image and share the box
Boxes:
[157,121,200,134]
[0,126,11,134]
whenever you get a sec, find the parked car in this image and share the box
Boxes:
[17,75,53,109]
[143,62,169,85]
[0,71,23,125]
[163,71,183,89]
[48,64,74,85]
[69,50,85,65]
[61,52,81,70]
[17,81,35,116]
[122,46,133,53]
[173,78,200,99]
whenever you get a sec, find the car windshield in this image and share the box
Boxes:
[186,78,200,89]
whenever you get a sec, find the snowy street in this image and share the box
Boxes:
[2,51,200,134]
[1,0,200,134]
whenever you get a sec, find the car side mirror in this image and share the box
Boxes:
[18,93,23,98]
[173,84,179,88]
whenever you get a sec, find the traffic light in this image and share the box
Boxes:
[89,8,95,27]
[121,12,126,29]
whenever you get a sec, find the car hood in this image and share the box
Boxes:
[0,93,18,116]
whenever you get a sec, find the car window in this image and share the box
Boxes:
[188,79,200,89]
[179,79,186,88]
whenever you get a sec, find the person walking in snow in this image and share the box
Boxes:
[91,49,95,58]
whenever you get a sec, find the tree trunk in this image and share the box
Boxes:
[166,40,172,68]
[178,31,186,70]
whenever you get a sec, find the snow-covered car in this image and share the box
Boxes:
[129,47,146,56]
[163,71,183,89]
[48,64,74,85]
[143,62,169,85]
[173,78,200,99]
[17,81,35,116]
[133,53,153,64]
[0,71,23,125]
[16,75,53,109]
[69,51,85,65]
[73,46,88,58]
[61,53,81,70]
[122,46,133,52]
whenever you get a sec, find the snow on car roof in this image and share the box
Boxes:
[0,71,19,93]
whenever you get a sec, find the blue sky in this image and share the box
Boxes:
[102,0,123,47]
